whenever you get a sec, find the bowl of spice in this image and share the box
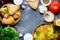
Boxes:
[41,0,51,6]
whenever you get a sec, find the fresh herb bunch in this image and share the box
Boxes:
[4,8,9,13]
[0,25,19,40]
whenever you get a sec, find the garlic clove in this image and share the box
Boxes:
[19,32,24,38]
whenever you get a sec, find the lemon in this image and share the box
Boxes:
[54,19,60,26]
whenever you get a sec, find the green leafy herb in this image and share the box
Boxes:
[4,8,8,13]
[0,25,19,40]
[0,27,3,31]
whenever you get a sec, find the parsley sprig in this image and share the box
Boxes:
[0,25,19,40]
[4,8,8,13]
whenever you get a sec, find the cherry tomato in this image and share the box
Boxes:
[49,1,60,13]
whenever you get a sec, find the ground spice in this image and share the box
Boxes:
[43,0,50,4]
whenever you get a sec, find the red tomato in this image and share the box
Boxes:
[49,1,60,13]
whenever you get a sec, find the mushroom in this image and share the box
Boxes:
[43,11,54,22]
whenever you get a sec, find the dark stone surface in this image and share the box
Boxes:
[14,0,60,40]
[0,0,60,40]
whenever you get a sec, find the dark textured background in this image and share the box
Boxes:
[0,0,60,40]
[15,0,60,40]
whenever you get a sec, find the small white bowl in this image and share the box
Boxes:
[38,5,48,13]
[41,0,51,6]
[13,0,23,5]
[24,33,33,40]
